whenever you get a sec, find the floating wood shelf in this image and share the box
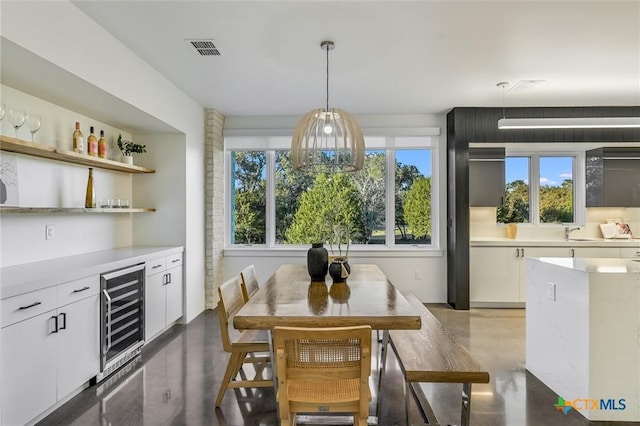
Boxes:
[0,207,156,214]
[0,135,155,174]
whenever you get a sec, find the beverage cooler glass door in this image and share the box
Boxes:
[101,263,145,374]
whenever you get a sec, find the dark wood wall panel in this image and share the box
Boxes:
[446,105,640,309]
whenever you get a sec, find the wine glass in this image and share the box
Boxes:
[25,114,41,142]
[7,108,25,138]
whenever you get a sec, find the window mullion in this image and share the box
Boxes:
[386,144,395,247]
[266,150,275,247]
[530,154,540,225]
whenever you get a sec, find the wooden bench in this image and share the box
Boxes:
[386,293,490,426]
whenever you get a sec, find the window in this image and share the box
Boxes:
[498,153,579,225]
[229,151,266,244]
[395,149,432,245]
[226,135,437,249]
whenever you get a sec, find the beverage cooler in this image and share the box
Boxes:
[97,263,145,382]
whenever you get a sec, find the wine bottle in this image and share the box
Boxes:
[98,130,107,159]
[85,168,96,208]
[73,122,84,154]
[87,126,98,157]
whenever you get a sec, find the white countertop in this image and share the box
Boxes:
[528,257,640,274]
[471,237,640,247]
[1,245,183,299]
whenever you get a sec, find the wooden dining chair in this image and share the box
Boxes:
[240,264,260,302]
[273,325,372,426]
[215,275,272,407]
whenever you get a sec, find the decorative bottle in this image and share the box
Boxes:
[98,130,107,159]
[87,126,98,157]
[307,243,328,281]
[73,122,84,154]
[85,168,96,208]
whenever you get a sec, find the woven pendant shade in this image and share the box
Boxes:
[291,108,364,172]
[291,41,365,172]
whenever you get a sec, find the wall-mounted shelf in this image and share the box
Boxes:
[0,135,155,174]
[0,207,156,214]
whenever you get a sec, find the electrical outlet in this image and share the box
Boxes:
[547,282,556,301]
[414,270,421,280]
[45,224,55,240]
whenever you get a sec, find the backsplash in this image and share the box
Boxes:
[470,207,640,240]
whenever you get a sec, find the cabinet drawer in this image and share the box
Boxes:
[57,276,100,307]
[621,247,640,258]
[167,253,183,268]
[145,257,167,276]
[1,287,57,328]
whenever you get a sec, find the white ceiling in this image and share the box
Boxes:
[67,1,640,117]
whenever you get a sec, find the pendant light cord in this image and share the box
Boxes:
[326,43,330,112]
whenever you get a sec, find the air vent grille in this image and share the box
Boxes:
[188,40,221,56]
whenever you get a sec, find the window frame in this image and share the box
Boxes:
[224,135,440,251]
[503,149,585,226]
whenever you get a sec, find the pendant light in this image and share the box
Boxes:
[291,41,365,172]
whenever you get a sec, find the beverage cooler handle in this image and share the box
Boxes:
[103,289,112,354]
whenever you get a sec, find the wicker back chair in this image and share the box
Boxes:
[240,264,260,302]
[215,275,271,407]
[273,325,372,425]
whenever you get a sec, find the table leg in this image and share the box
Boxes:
[461,383,472,426]
[268,329,279,419]
[376,330,389,418]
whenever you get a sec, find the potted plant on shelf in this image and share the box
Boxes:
[117,134,146,165]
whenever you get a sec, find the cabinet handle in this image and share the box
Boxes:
[51,315,59,334]
[152,264,163,269]
[515,248,520,258]
[73,286,90,293]
[19,301,42,310]
[571,248,575,258]
[59,312,67,330]
[171,259,180,263]
[103,289,112,355]
[167,273,172,284]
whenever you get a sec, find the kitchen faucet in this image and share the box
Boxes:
[564,225,580,241]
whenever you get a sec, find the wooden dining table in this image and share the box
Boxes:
[233,263,422,424]
[233,263,421,331]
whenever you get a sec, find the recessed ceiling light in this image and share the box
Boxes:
[510,80,545,92]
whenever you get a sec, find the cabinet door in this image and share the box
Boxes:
[56,295,100,398]
[145,273,166,341]
[165,267,183,326]
[570,247,621,258]
[1,312,57,426]
[621,247,640,258]
[469,160,505,207]
[519,247,569,302]
[470,247,519,303]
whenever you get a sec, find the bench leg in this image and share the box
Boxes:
[461,383,472,426]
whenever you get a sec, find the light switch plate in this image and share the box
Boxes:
[45,224,55,240]
[547,282,556,301]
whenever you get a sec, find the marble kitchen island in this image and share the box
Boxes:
[526,257,640,422]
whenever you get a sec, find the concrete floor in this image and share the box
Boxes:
[37,305,635,426]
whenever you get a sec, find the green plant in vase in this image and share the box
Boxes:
[117,134,146,165]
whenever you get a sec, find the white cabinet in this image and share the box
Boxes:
[569,246,621,258]
[1,276,99,426]
[621,247,640,258]
[470,246,568,305]
[145,253,183,342]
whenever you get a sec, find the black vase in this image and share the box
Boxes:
[307,243,328,280]
[328,257,350,283]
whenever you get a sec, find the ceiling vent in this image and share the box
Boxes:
[510,80,545,92]
[187,40,221,56]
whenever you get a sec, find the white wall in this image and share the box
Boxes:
[1,1,205,322]
[0,85,134,266]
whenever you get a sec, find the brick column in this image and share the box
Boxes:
[205,109,225,309]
